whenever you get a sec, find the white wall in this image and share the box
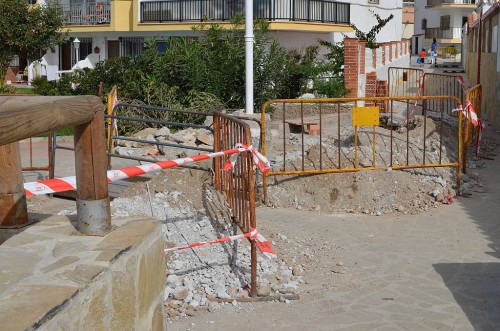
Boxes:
[270,31,335,54]
[346,0,403,42]
[414,1,471,44]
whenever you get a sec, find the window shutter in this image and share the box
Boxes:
[440,15,450,30]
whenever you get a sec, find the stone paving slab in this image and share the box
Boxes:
[0,215,161,330]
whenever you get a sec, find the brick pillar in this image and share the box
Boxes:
[376,80,388,113]
[388,43,393,62]
[365,72,377,106]
[344,38,366,98]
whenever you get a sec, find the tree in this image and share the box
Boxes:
[0,0,66,85]
[350,11,394,49]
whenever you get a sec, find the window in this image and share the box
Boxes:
[422,19,427,30]
[368,0,380,3]
[440,15,450,30]
[71,37,92,66]
[79,38,93,60]
[120,38,144,57]
[27,0,36,4]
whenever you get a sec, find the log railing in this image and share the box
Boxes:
[0,96,110,235]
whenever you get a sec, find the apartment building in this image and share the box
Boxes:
[30,0,402,79]
[402,1,414,39]
[413,0,476,54]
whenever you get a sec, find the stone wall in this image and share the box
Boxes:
[478,54,500,126]
[0,216,166,331]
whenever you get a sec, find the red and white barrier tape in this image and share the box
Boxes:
[452,98,486,157]
[24,143,270,196]
[165,227,276,259]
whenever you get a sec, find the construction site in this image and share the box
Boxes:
[1,67,499,331]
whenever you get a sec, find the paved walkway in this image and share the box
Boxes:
[172,129,500,331]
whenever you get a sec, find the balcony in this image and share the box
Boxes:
[426,0,476,8]
[60,3,111,25]
[140,0,350,25]
[425,27,462,40]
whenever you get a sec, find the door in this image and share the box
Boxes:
[60,41,72,70]
[107,40,119,59]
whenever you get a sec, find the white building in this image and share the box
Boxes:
[413,0,477,55]
[29,0,403,81]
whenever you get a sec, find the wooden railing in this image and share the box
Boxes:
[0,96,109,234]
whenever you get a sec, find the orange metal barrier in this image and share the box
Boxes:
[462,84,482,173]
[260,96,463,202]
[21,136,54,179]
[213,112,258,298]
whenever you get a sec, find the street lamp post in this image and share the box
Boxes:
[245,0,254,115]
[73,37,80,68]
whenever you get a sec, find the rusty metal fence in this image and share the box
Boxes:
[213,112,258,298]
[106,103,214,171]
[388,68,464,116]
[22,136,54,178]
[423,73,464,116]
[260,96,463,202]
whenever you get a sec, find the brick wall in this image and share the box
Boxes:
[347,38,409,99]
[344,38,366,98]
[376,80,388,113]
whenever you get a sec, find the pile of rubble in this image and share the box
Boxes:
[112,177,303,319]
[114,126,214,160]
[264,115,480,215]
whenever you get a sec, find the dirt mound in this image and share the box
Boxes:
[265,116,464,215]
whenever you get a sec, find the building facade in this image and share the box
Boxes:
[25,0,403,80]
[413,0,476,55]
[402,1,414,39]
[465,1,499,125]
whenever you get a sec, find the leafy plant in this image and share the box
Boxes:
[0,0,67,85]
[350,11,394,49]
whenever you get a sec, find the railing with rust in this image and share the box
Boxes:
[423,73,464,116]
[212,112,257,298]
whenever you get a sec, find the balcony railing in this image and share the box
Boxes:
[61,3,111,25]
[425,27,463,39]
[140,0,350,24]
[427,0,475,7]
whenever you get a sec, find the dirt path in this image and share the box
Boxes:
[170,130,500,331]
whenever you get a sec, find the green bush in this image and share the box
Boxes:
[32,19,348,118]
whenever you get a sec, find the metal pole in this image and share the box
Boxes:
[245,0,254,115]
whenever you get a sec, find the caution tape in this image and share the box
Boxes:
[24,143,270,196]
[165,228,276,259]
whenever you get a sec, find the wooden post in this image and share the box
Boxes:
[0,142,28,226]
[74,109,111,235]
